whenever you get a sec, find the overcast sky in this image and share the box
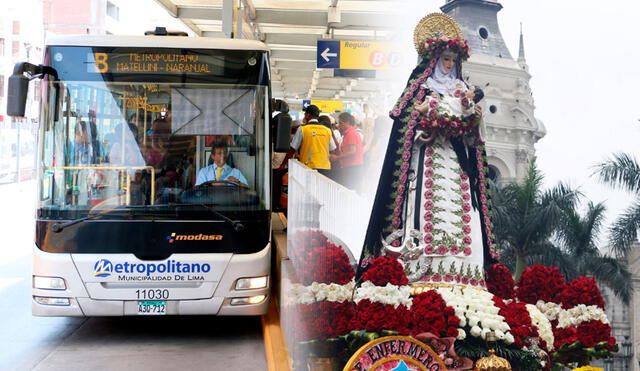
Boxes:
[398,0,640,248]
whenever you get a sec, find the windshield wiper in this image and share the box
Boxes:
[52,205,176,232]
[173,203,245,232]
[51,214,103,233]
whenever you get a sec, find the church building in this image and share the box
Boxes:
[442,0,546,183]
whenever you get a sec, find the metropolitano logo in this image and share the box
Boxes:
[94,259,113,277]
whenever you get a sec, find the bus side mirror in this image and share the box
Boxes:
[7,62,59,118]
[7,74,30,117]
[274,113,291,153]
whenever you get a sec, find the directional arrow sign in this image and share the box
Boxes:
[316,40,404,70]
[302,100,311,109]
[316,40,340,69]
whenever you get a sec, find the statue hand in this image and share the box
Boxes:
[414,100,431,113]
[415,131,437,145]
[465,86,476,99]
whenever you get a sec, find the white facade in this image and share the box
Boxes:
[464,53,546,183]
[444,0,545,183]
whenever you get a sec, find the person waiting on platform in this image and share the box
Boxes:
[195,141,248,187]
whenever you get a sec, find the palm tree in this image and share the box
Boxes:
[530,201,631,303]
[594,153,640,258]
[491,160,580,280]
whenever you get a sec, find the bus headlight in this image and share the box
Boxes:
[33,296,70,306]
[230,295,266,306]
[33,276,66,290]
[235,276,268,290]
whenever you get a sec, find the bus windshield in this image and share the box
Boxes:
[38,46,269,221]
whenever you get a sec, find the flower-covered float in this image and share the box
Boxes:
[286,230,617,371]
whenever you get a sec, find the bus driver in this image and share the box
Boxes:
[195,142,248,187]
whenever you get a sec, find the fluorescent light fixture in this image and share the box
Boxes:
[235,276,268,290]
[33,296,70,306]
[33,276,66,290]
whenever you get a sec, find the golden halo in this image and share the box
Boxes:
[413,13,464,54]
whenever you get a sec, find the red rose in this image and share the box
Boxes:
[293,301,355,341]
[560,277,605,309]
[362,256,408,286]
[485,264,515,299]
[410,290,461,337]
[516,265,566,304]
[290,231,355,285]
[351,299,411,335]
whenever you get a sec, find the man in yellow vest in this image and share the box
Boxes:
[290,105,336,174]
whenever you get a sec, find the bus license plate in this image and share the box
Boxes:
[137,301,166,315]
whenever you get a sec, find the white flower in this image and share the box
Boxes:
[435,286,514,345]
[526,304,554,352]
[290,280,355,304]
[470,326,482,337]
[557,304,609,328]
[457,329,467,340]
[536,300,562,321]
[505,333,515,344]
[354,281,412,308]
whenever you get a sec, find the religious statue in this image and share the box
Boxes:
[360,13,499,289]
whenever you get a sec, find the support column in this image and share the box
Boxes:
[629,246,640,371]
[222,0,235,38]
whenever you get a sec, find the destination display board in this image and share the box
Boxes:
[87,52,218,74]
[48,46,268,85]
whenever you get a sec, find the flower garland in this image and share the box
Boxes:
[476,146,499,260]
[421,38,471,60]
[557,304,609,329]
[525,304,554,352]
[354,281,412,308]
[516,265,566,304]
[290,281,356,304]
[417,96,480,139]
[561,277,605,309]
[410,290,461,338]
[485,263,515,299]
[387,58,438,239]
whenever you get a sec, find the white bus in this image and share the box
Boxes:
[8,29,291,316]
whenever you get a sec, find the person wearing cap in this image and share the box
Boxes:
[290,105,336,172]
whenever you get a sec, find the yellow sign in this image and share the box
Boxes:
[340,41,403,70]
[311,100,344,113]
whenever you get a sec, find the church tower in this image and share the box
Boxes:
[442,0,546,182]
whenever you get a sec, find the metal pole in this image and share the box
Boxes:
[222,0,234,38]
[16,120,21,183]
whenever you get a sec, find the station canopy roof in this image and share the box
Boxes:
[153,0,410,110]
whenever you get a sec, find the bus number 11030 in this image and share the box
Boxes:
[136,289,169,300]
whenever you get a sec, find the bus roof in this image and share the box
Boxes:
[45,35,270,52]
